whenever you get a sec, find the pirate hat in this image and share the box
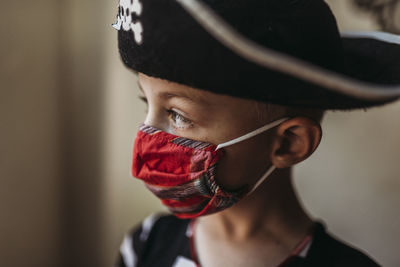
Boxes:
[113,0,400,110]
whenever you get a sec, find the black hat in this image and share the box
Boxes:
[113,0,400,110]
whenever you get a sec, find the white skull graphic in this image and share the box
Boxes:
[113,0,143,44]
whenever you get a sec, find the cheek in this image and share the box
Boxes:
[214,132,273,190]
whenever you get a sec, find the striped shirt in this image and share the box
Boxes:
[117,214,379,267]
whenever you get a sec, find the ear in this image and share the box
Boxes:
[271,117,322,168]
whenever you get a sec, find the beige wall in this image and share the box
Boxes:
[0,2,62,266]
[1,1,399,267]
[1,1,107,266]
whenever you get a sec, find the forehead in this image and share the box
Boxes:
[138,73,217,106]
[137,73,270,122]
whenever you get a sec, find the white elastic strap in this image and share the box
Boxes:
[175,0,400,101]
[216,117,289,150]
[247,165,276,195]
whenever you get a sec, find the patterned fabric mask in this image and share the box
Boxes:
[132,118,288,218]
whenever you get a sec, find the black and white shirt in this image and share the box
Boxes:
[117,214,379,267]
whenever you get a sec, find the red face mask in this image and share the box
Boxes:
[132,118,288,219]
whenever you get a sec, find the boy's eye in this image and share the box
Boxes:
[137,96,193,129]
[167,109,193,129]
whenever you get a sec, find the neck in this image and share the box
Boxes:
[198,168,313,245]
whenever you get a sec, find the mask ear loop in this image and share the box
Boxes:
[215,117,290,195]
[247,165,276,195]
[216,117,289,150]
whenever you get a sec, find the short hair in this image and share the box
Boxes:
[255,102,325,124]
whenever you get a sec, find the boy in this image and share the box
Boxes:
[113,0,400,266]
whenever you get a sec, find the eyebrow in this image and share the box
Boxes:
[137,81,210,106]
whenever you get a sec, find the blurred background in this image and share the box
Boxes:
[1,0,399,266]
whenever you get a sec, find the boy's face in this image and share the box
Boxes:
[138,73,278,191]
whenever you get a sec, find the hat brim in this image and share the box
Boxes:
[176,0,400,109]
[342,32,400,88]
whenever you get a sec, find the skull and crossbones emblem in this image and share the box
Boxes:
[113,0,144,45]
